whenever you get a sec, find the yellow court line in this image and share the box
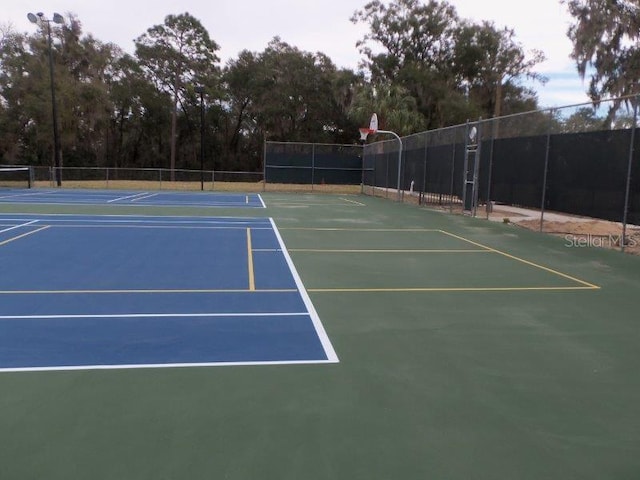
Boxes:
[308,286,600,293]
[247,228,256,291]
[0,225,50,247]
[437,230,600,289]
[288,249,490,253]
[339,197,366,206]
[0,288,297,295]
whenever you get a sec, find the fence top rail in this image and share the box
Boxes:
[365,93,640,147]
[32,166,263,175]
[265,141,363,148]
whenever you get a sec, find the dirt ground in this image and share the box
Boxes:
[490,206,640,256]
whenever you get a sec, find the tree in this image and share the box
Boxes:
[351,0,459,127]
[560,106,606,133]
[564,0,640,117]
[54,15,117,168]
[352,0,458,81]
[224,38,356,155]
[453,21,546,118]
[135,13,220,179]
[352,0,545,127]
[106,53,173,169]
[0,25,32,163]
[349,81,427,136]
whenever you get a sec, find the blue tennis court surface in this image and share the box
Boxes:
[0,213,337,371]
[0,188,266,208]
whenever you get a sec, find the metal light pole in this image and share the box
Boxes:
[28,12,64,187]
[194,86,205,191]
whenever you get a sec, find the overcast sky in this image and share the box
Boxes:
[5,0,590,108]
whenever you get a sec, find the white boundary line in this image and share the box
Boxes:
[339,197,366,206]
[0,212,271,221]
[0,312,309,320]
[131,192,159,202]
[0,214,272,228]
[0,219,38,234]
[107,191,149,203]
[0,359,335,373]
[0,190,59,200]
[1,190,268,208]
[269,217,339,363]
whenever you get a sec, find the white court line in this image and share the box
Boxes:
[0,216,271,227]
[131,192,159,202]
[0,190,60,200]
[46,224,273,230]
[0,359,337,373]
[339,197,366,206]
[107,191,149,203]
[0,219,38,234]
[270,217,339,363]
[257,194,267,208]
[0,312,309,320]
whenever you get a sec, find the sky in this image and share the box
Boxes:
[5,0,591,109]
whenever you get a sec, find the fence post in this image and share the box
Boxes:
[449,134,457,213]
[485,118,497,219]
[422,133,429,205]
[385,149,390,198]
[311,143,315,191]
[263,140,267,192]
[621,97,638,252]
[539,108,555,232]
[360,145,365,194]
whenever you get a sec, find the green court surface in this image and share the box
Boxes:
[1,192,640,479]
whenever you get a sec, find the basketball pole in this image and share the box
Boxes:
[362,114,404,201]
[376,129,403,201]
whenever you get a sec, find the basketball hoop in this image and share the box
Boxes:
[359,113,379,142]
[359,127,372,142]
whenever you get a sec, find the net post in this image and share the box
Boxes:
[0,166,32,189]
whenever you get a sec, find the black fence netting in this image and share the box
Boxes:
[545,130,631,222]
[364,139,400,196]
[362,104,640,232]
[265,142,363,185]
[479,135,549,209]
[630,132,640,226]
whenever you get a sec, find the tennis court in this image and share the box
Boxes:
[1,192,639,480]
[0,188,265,208]
[0,213,335,370]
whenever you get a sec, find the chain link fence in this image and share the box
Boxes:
[363,96,640,252]
[264,142,364,189]
[31,166,263,191]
